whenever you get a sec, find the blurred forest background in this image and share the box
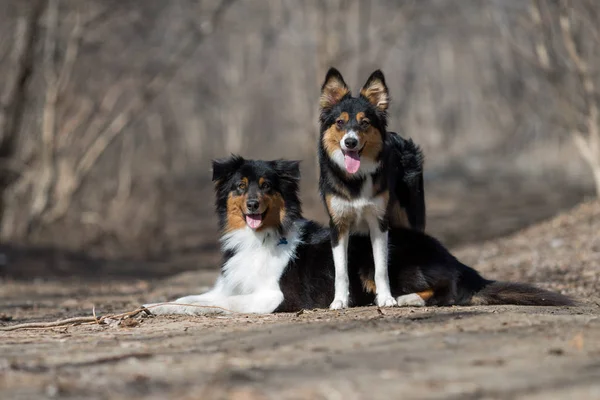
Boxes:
[0,0,599,278]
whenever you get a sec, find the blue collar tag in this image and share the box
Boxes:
[277,237,288,246]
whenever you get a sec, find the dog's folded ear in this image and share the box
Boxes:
[360,70,389,113]
[320,68,350,111]
[269,160,301,182]
[212,155,245,182]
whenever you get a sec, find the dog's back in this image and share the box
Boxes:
[385,132,426,231]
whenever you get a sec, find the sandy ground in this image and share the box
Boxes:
[2,304,600,400]
[2,201,600,399]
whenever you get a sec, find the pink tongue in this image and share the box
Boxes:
[246,214,262,229]
[344,151,361,174]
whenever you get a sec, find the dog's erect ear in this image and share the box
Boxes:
[212,155,245,182]
[360,70,389,112]
[320,68,350,111]
[269,160,301,183]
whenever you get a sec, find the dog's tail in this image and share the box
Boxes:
[457,264,575,306]
[470,281,575,306]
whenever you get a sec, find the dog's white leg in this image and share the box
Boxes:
[367,217,396,307]
[224,290,284,314]
[330,230,350,310]
[172,292,217,304]
[146,290,284,315]
[144,280,226,315]
[144,291,221,315]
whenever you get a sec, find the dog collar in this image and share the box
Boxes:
[277,237,288,246]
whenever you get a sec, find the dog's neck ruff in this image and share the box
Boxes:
[217,225,302,295]
[220,226,297,252]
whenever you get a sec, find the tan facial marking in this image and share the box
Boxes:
[338,112,350,123]
[225,192,248,233]
[256,192,286,231]
[322,112,349,157]
[359,125,383,161]
[226,177,287,232]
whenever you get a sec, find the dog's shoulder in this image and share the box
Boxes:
[294,219,329,246]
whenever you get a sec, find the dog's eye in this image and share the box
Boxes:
[360,119,370,128]
[261,182,271,191]
[237,182,247,191]
[336,119,345,128]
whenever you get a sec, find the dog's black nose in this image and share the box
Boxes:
[246,199,259,213]
[344,137,358,149]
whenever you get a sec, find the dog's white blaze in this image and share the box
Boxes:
[340,130,360,151]
[147,225,302,315]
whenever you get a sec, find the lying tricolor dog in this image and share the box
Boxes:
[318,68,425,309]
[147,156,573,315]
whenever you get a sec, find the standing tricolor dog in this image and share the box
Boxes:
[318,68,424,309]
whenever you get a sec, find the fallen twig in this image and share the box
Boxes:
[0,302,236,332]
[92,305,100,325]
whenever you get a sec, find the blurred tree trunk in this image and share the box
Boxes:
[557,1,600,197]
[523,0,600,196]
[0,0,45,233]
[0,0,236,257]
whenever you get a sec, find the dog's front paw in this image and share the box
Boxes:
[329,298,349,310]
[376,295,398,307]
[143,302,174,315]
[143,302,219,316]
[143,302,189,315]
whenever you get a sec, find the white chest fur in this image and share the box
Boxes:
[329,175,386,233]
[218,226,301,295]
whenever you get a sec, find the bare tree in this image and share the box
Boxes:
[0,0,594,264]
[556,1,600,196]
[504,0,600,195]
[0,0,45,225]
[0,0,236,252]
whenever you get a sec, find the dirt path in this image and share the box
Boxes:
[2,299,599,400]
[2,201,600,399]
